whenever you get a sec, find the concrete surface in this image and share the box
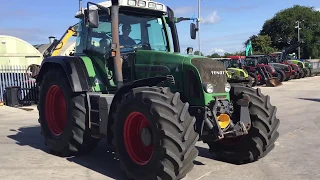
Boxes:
[1,76,320,180]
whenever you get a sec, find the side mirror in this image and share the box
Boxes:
[87,10,99,28]
[190,23,197,40]
[187,47,193,54]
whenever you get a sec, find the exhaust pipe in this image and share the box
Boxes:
[111,0,123,88]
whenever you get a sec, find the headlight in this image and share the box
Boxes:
[225,83,231,92]
[203,83,214,93]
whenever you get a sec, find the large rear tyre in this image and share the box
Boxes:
[38,69,100,156]
[111,87,199,180]
[207,84,280,164]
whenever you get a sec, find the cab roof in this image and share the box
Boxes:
[76,0,167,17]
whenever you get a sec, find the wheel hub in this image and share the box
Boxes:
[123,112,154,165]
[141,127,152,147]
[45,85,67,136]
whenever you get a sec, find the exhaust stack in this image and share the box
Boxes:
[48,36,56,44]
[111,0,123,88]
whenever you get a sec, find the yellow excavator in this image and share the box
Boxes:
[44,23,78,57]
[27,23,78,79]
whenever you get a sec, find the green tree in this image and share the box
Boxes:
[259,5,320,58]
[207,53,221,58]
[194,51,204,56]
[244,34,277,54]
[222,51,245,57]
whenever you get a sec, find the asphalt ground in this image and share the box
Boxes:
[0,76,320,180]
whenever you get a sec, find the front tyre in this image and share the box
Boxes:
[248,72,258,87]
[112,87,199,180]
[38,69,100,156]
[305,68,311,77]
[207,84,280,164]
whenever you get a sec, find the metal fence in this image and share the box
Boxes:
[0,65,38,106]
[306,59,320,75]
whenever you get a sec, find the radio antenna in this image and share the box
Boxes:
[79,0,82,11]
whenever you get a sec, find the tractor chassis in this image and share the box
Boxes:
[192,95,251,143]
[85,89,252,144]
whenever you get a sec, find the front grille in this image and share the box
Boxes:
[191,58,227,93]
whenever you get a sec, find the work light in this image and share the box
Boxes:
[138,0,146,7]
[128,0,136,6]
[148,2,156,9]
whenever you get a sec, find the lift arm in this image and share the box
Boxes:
[43,23,78,58]
[245,41,253,56]
[280,41,302,61]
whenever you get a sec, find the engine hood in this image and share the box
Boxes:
[190,58,228,93]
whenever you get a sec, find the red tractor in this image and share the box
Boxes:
[227,56,262,85]
[243,55,282,87]
[228,55,281,87]
[269,52,302,79]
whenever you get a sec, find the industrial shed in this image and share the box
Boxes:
[0,35,43,67]
[34,41,76,57]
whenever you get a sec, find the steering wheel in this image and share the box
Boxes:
[133,39,142,45]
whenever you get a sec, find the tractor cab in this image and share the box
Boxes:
[227,56,245,68]
[244,57,258,67]
[74,0,200,88]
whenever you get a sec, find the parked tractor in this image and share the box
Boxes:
[244,55,282,86]
[271,40,311,78]
[244,41,282,86]
[257,55,295,82]
[35,1,280,179]
[213,58,256,87]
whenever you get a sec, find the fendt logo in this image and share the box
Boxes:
[211,71,225,75]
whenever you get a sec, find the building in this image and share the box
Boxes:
[0,35,43,67]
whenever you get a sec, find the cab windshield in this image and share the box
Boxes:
[229,60,241,68]
[85,12,170,55]
[245,58,257,66]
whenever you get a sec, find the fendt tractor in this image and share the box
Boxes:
[35,1,280,179]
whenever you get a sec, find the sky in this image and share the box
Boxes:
[1,0,320,56]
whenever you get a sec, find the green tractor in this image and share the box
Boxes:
[213,58,256,87]
[35,1,280,179]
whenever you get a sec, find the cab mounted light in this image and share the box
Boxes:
[156,4,163,10]
[138,0,146,7]
[148,2,156,9]
[128,0,136,6]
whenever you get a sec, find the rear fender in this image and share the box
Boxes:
[36,56,91,92]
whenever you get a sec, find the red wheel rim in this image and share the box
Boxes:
[45,85,67,136]
[124,112,154,165]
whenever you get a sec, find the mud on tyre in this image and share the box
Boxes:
[38,69,100,156]
[207,84,280,164]
[111,87,199,180]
